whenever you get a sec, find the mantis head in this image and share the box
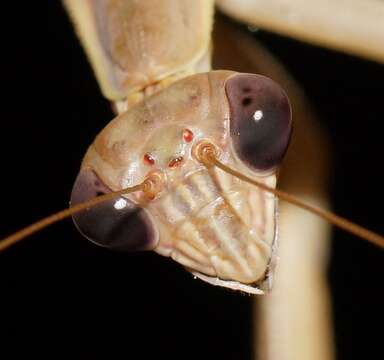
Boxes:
[71,70,292,293]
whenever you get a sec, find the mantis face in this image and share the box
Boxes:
[71,70,292,293]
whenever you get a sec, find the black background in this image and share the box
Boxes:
[0,2,382,359]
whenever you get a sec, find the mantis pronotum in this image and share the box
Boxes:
[4,2,382,360]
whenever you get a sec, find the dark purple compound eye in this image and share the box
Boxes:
[70,169,158,251]
[225,73,292,171]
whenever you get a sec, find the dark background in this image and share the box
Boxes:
[0,2,382,359]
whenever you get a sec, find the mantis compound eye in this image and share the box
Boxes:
[225,73,292,171]
[70,169,158,251]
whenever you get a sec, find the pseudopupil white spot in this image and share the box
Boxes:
[253,110,263,122]
[114,198,127,210]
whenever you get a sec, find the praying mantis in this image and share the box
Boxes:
[1,0,382,360]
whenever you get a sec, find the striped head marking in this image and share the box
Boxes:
[71,71,292,294]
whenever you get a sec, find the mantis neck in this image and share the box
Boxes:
[113,46,213,115]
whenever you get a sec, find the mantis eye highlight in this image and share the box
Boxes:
[225,73,292,171]
[70,169,158,252]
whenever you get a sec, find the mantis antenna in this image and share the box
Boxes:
[195,141,384,249]
[0,183,145,252]
[1,144,383,251]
